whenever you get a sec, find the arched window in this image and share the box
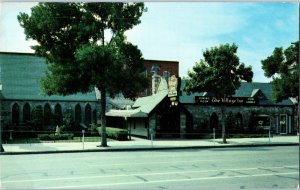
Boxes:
[12,103,20,126]
[44,103,52,126]
[210,112,218,130]
[54,104,63,126]
[226,112,234,132]
[235,113,243,130]
[23,103,31,125]
[93,109,97,124]
[75,104,81,124]
[85,104,92,126]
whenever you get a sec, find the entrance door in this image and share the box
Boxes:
[279,114,287,134]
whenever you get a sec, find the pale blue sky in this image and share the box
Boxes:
[0,2,298,82]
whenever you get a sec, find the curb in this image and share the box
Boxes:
[0,143,298,155]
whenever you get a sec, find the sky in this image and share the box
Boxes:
[0,2,298,82]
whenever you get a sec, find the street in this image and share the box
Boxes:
[0,146,298,189]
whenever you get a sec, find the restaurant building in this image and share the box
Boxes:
[106,73,297,139]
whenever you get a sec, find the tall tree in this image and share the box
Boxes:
[261,41,299,101]
[18,2,148,147]
[184,43,253,143]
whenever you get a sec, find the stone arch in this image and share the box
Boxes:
[75,103,82,125]
[12,103,20,126]
[93,109,97,124]
[226,111,234,132]
[44,103,52,126]
[210,112,219,130]
[235,112,243,130]
[85,104,92,126]
[54,103,63,126]
[23,103,31,125]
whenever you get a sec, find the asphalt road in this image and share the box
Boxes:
[0,146,298,189]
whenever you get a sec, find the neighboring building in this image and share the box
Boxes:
[180,81,297,137]
[0,52,99,131]
[106,75,191,139]
[106,73,297,139]
[141,59,179,96]
[0,52,133,132]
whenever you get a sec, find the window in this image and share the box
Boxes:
[54,104,63,125]
[75,104,82,124]
[23,103,31,124]
[85,104,92,126]
[12,103,20,126]
[44,103,52,126]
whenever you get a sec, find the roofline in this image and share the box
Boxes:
[0,53,179,64]
[0,52,36,56]
[240,81,271,85]
[143,59,179,64]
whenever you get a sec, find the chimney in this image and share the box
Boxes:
[151,65,160,95]
[162,71,170,85]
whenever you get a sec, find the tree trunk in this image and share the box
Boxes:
[221,104,227,144]
[100,88,108,147]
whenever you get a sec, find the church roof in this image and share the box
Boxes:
[0,52,97,101]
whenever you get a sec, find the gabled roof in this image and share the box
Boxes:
[0,52,97,101]
[106,108,148,118]
[250,89,261,97]
[132,77,168,114]
[233,82,272,99]
[180,80,294,106]
[94,87,134,109]
[133,91,168,114]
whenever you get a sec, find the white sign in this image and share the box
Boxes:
[168,75,178,97]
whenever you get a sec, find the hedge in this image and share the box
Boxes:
[97,127,128,141]
[38,133,74,141]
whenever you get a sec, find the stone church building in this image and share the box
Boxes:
[0,52,134,132]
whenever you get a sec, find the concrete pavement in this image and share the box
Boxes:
[1,135,299,154]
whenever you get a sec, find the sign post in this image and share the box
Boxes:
[150,128,154,148]
[213,128,216,145]
[269,126,271,143]
[82,129,85,150]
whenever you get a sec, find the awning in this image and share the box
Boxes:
[106,109,148,118]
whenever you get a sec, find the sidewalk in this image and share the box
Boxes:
[1,135,299,155]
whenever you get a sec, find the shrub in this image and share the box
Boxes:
[31,105,43,130]
[39,133,74,141]
[97,126,128,141]
[90,123,98,135]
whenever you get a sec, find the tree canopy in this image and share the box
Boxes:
[18,2,148,146]
[185,43,253,97]
[184,43,253,143]
[261,41,299,101]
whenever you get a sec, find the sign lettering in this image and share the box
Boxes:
[195,96,257,106]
